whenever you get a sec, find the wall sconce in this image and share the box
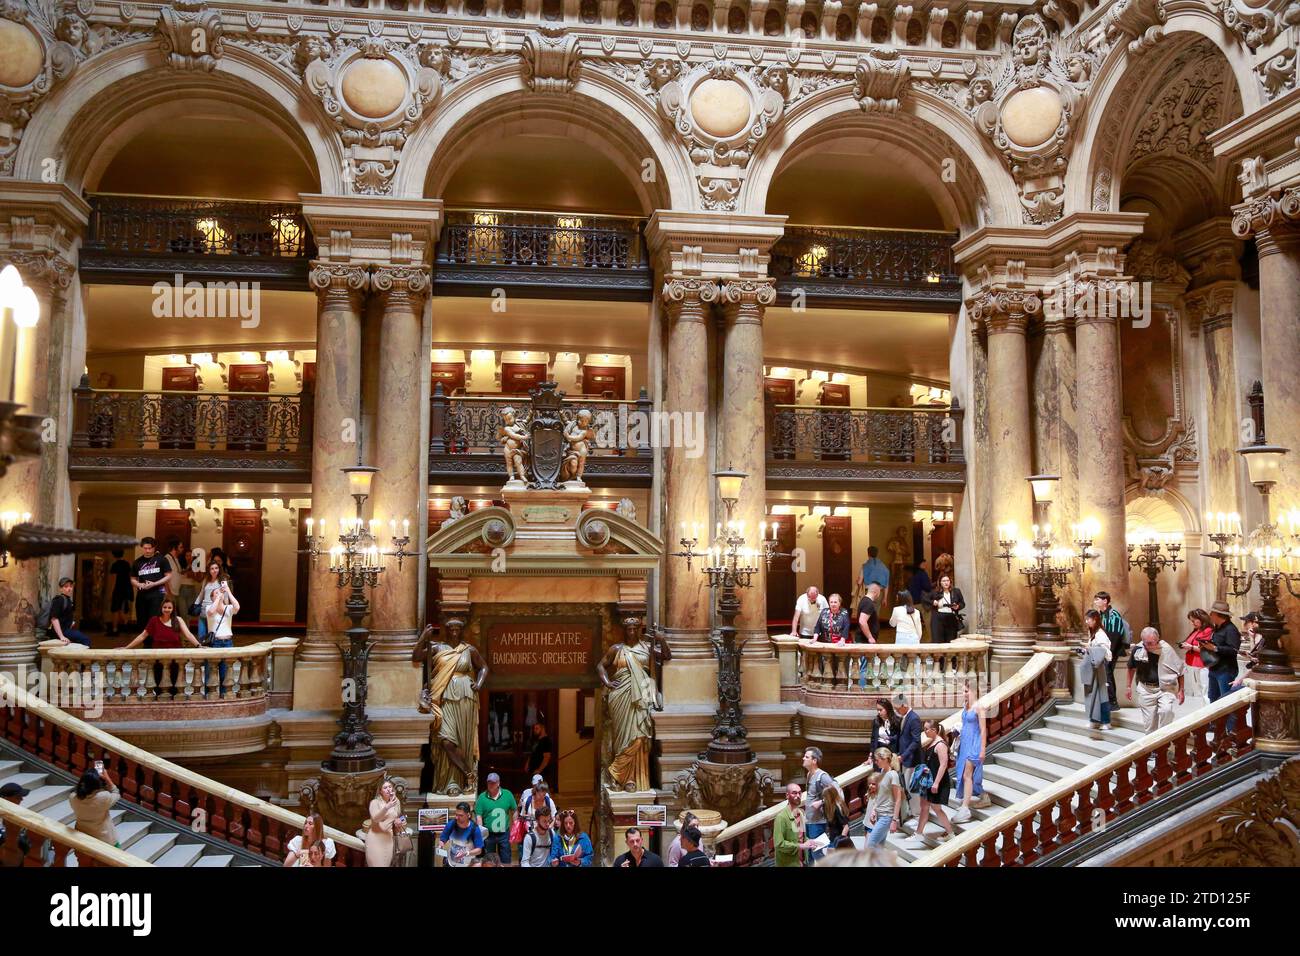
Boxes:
[0,511,32,566]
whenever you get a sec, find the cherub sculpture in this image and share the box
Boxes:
[561,409,595,485]
[499,406,530,483]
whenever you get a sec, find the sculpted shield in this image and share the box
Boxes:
[527,382,565,488]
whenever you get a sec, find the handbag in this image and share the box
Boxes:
[1199,643,1221,669]
[508,816,526,844]
[392,825,413,865]
[907,764,933,795]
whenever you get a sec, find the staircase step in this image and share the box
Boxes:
[1027,727,1118,759]
[193,854,237,868]
[114,820,153,849]
[125,832,178,862]
[1043,714,1144,743]
[983,764,1055,796]
[0,759,23,780]
[993,753,1066,784]
[6,771,50,792]
[979,780,1032,808]
[1011,740,1094,772]
[153,843,207,868]
[1057,702,1147,732]
[24,784,73,814]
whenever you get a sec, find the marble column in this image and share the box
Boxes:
[1031,312,1082,637]
[368,267,429,689]
[1184,282,1240,603]
[1234,186,1300,665]
[1075,298,1130,613]
[0,251,74,678]
[967,281,1038,673]
[299,262,368,709]
[661,275,718,660]
[720,277,775,658]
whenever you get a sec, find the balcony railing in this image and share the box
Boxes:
[786,638,990,711]
[69,381,311,481]
[432,208,652,299]
[429,385,654,485]
[81,193,314,287]
[39,641,277,721]
[770,225,961,309]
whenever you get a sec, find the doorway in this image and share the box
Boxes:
[222,508,263,621]
[479,689,559,796]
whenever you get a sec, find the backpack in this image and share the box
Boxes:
[35,598,55,633]
[522,829,552,864]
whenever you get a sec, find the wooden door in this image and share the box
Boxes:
[160,366,198,450]
[478,688,559,796]
[765,514,798,623]
[929,520,954,570]
[765,377,798,460]
[582,365,625,399]
[818,381,851,461]
[822,514,853,607]
[228,363,269,452]
[153,509,192,555]
[222,508,263,622]
[501,362,548,395]
[295,507,310,625]
[430,362,466,395]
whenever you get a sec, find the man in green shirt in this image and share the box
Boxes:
[474,772,518,864]
[774,782,814,867]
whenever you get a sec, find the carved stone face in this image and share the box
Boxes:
[761,66,789,99]
[623,618,641,642]
[969,78,993,104]
[55,16,87,47]
[444,619,464,643]
[294,35,327,70]
[646,58,681,91]
[1012,20,1046,69]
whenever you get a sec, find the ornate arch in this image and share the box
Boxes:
[1125,480,1202,534]
[15,40,335,194]
[400,66,693,210]
[1068,19,1254,219]
[742,79,1019,229]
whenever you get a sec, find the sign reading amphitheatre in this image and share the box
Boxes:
[485,622,595,676]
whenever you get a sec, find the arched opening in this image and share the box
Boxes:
[906,17,923,45]
[542,0,562,20]
[728,4,747,33]
[764,7,783,34]
[617,0,636,24]
[975,23,992,49]
[503,0,523,16]
[655,0,674,28]
[836,13,853,40]
[941,20,958,48]
[465,0,485,15]
[871,16,888,42]
[580,0,599,21]
[800,10,818,37]
[692,3,711,30]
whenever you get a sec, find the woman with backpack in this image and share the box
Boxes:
[913,720,954,843]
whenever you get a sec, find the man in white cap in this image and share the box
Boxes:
[519,775,556,834]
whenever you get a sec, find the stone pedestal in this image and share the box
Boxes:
[1248,676,1300,756]
[605,787,661,862]
[1032,642,1076,700]
[772,634,802,703]
[673,755,773,831]
[301,763,387,835]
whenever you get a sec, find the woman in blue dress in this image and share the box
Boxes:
[951,681,986,824]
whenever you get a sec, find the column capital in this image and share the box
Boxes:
[371,264,430,306]
[0,249,74,300]
[1183,281,1236,334]
[1232,186,1300,255]
[972,278,1040,335]
[720,276,775,324]
[310,261,370,308]
[661,274,720,322]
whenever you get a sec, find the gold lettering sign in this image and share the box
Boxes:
[486,622,595,675]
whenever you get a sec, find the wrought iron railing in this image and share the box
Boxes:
[767,402,963,463]
[435,208,647,271]
[771,224,958,286]
[85,194,312,260]
[71,383,309,453]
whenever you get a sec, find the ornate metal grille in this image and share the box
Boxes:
[85,195,313,260]
[435,210,646,271]
[72,387,307,452]
[768,403,963,463]
[770,225,958,287]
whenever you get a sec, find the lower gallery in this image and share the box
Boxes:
[0,0,1297,874]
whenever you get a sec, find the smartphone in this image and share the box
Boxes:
[94,760,104,773]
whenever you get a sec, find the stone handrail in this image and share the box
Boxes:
[0,672,367,866]
[912,687,1258,868]
[796,638,989,710]
[0,798,152,868]
[713,651,1056,866]
[39,640,274,720]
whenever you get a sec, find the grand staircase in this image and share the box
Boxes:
[855,701,1146,862]
[0,744,266,867]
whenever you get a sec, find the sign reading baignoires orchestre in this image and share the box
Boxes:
[485,621,595,676]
